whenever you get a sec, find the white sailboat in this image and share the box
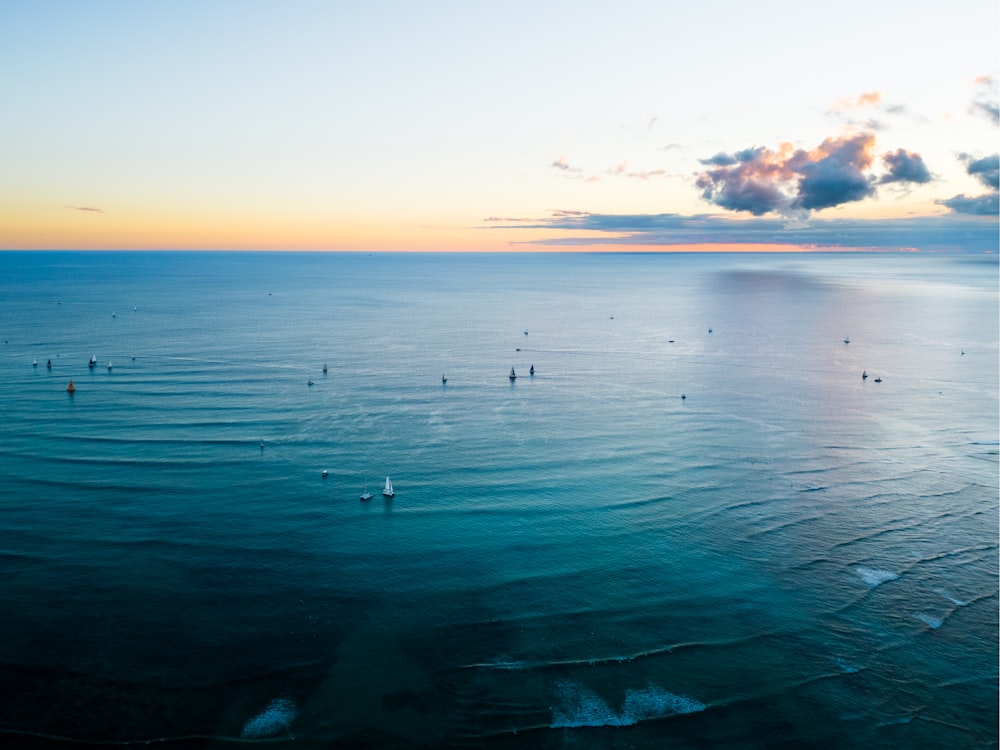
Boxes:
[360,478,373,501]
[382,476,395,498]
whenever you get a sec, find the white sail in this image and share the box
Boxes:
[382,476,394,497]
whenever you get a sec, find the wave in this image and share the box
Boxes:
[914,613,944,629]
[550,680,705,728]
[240,697,297,739]
[854,567,899,587]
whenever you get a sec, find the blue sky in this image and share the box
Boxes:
[1,1,997,251]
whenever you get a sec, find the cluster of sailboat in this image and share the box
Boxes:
[321,473,394,500]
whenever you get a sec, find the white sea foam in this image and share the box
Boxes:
[855,567,899,587]
[936,589,967,607]
[915,613,943,629]
[832,657,860,674]
[241,697,297,739]
[550,680,705,728]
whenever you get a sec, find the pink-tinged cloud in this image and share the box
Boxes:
[827,91,883,113]
[694,135,873,214]
[696,133,932,216]
[551,157,578,172]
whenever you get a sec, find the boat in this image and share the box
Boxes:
[321,470,328,478]
[844,336,850,344]
[89,355,96,369]
[307,380,314,386]
[360,478,373,501]
[322,363,327,373]
[46,359,51,368]
[509,367,517,381]
[529,365,535,375]
[862,370,868,379]
[874,377,882,383]
[107,361,112,370]
[66,380,75,393]
[442,374,447,384]
[382,476,395,498]
[32,359,37,367]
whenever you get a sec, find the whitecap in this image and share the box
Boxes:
[550,680,704,728]
[832,657,860,674]
[622,684,706,718]
[241,697,297,739]
[550,681,622,728]
[915,613,943,629]
[935,589,967,607]
[855,567,899,587]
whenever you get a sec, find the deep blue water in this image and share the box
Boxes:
[0,251,997,749]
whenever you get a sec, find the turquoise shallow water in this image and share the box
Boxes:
[0,251,997,748]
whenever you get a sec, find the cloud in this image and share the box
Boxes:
[551,157,578,173]
[696,134,935,216]
[695,134,882,216]
[939,152,999,215]
[959,153,999,190]
[970,75,999,124]
[492,210,998,253]
[880,149,932,184]
[826,91,923,130]
[938,193,999,215]
[827,91,883,114]
[67,205,105,213]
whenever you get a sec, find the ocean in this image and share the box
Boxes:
[0,251,996,749]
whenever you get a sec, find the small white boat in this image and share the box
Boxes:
[107,361,112,370]
[322,470,328,478]
[509,367,517,381]
[360,478,372,501]
[382,476,395,498]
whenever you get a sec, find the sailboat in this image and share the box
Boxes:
[509,367,517,381]
[382,476,395,498]
[360,478,373,501]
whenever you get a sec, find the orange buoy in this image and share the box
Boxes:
[66,380,75,393]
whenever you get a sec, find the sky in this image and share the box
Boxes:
[1,0,997,252]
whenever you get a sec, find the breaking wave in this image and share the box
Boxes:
[550,680,705,728]
[241,697,297,739]
[855,567,899,587]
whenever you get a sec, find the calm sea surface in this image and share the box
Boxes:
[0,251,996,749]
